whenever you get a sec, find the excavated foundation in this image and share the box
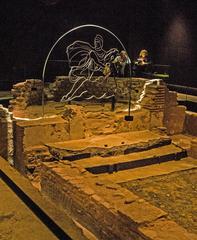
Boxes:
[0,78,196,239]
[40,130,194,240]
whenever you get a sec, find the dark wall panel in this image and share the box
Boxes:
[0,0,197,89]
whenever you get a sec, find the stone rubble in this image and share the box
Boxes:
[9,79,43,111]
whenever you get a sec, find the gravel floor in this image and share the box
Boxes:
[121,168,197,234]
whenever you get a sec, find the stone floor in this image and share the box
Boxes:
[121,168,197,234]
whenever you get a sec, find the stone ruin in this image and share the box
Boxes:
[0,76,196,240]
[4,76,196,173]
[9,79,43,111]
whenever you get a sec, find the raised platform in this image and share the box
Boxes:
[78,144,187,174]
[45,130,189,175]
[39,128,197,240]
[46,130,171,160]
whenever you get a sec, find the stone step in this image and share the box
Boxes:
[76,144,187,174]
[97,157,197,183]
[46,130,171,161]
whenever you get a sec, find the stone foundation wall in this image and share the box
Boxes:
[83,106,150,137]
[13,105,152,174]
[10,77,166,109]
[189,139,197,158]
[41,161,196,240]
[45,76,149,102]
[8,77,191,138]
[13,116,70,173]
[164,90,186,135]
[10,79,43,111]
[44,76,70,101]
[41,162,154,240]
[0,105,13,165]
[0,120,8,160]
[46,77,189,135]
[184,111,197,136]
[141,80,166,129]
[8,77,193,175]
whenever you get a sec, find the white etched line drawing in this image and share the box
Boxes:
[61,34,118,102]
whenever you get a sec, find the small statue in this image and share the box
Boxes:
[103,63,112,80]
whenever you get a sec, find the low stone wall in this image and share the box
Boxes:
[189,139,197,158]
[0,117,8,160]
[41,162,158,240]
[83,106,150,136]
[46,76,150,102]
[8,77,190,138]
[13,116,70,173]
[41,161,196,240]
[140,80,166,129]
[164,90,186,135]
[10,79,43,111]
[184,111,197,136]
[0,105,13,165]
[12,105,152,174]
[44,76,70,101]
[6,77,194,176]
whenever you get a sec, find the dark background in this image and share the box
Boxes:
[0,0,197,89]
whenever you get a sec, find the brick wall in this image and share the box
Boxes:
[41,161,196,240]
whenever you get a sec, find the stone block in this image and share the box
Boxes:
[41,162,145,240]
[13,116,70,173]
[184,111,197,136]
[166,91,178,106]
[118,201,167,224]
[21,118,70,148]
[10,79,43,110]
[150,111,164,128]
[115,109,150,133]
[164,105,186,135]
[70,116,85,140]
[189,139,197,159]
[0,121,8,159]
[139,218,197,240]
